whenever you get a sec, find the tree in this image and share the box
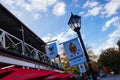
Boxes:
[60,53,79,75]
[98,48,120,74]
[117,39,120,50]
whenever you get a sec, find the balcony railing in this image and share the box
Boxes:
[0,28,61,69]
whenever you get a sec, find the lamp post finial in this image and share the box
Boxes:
[71,12,73,16]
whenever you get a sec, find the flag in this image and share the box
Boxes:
[63,38,86,67]
[45,42,58,59]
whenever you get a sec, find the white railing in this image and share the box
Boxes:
[0,28,51,64]
[0,28,62,69]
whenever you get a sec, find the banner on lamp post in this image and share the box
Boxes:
[45,42,58,59]
[78,63,86,73]
[63,38,86,67]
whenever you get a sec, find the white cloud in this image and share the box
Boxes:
[29,0,57,12]
[82,0,120,18]
[94,18,120,55]
[71,0,80,8]
[73,0,78,2]
[2,0,14,5]
[1,0,66,17]
[33,13,41,20]
[104,29,120,49]
[102,16,120,31]
[94,27,120,55]
[42,28,75,43]
[52,2,66,16]
[16,0,57,12]
[82,1,102,17]
[86,6,102,16]
[89,43,97,47]
[79,11,85,15]
[83,1,99,8]
[102,0,120,17]
[1,0,58,19]
[42,35,52,42]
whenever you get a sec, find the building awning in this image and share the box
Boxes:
[0,67,55,80]
[0,3,46,52]
[44,73,75,80]
[43,73,69,80]
[0,67,75,80]
[0,68,14,79]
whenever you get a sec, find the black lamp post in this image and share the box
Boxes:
[68,13,97,80]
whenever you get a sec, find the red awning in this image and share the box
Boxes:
[65,73,75,78]
[59,73,75,80]
[44,73,64,80]
[43,72,75,80]
[0,68,14,79]
[0,67,75,80]
[0,68,14,74]
[0,68,55,80]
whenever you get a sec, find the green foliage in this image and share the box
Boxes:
[61,56,79,75]
[98,48,120,74]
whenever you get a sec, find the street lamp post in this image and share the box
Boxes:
[68,13,97,80]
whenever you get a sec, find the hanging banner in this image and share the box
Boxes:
[45,42,58,59]
[78,63,86,73]
[63,38,86,67]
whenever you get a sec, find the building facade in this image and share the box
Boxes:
[0,3,62,72]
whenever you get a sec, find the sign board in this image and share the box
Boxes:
[45,42,58,59]
[78,63,86,73]
[63,38,86,67]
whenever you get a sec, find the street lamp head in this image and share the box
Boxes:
[68,12,81,32]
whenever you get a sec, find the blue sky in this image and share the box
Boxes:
[1,0,120,56]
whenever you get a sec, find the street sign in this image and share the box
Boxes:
[45,42,58,59]
[63,38,86,67]
[78,63,86,73]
